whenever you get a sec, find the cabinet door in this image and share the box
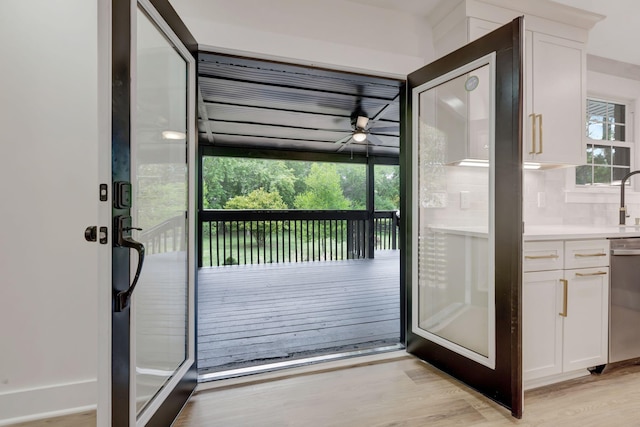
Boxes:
[563,267,609,371]
[523,270,564,381]
[525,32,586,165]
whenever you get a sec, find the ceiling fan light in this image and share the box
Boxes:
[353,131,367,142]
[162,130,186,140]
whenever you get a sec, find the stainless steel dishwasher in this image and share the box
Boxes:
[609,238,640,363]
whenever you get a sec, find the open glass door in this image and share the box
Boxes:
[107,0,197,425]
[403,18,523,417]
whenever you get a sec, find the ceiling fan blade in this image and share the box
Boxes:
[371,94,400,122]
[334,134,353,144]
[337,139,352,152]
[356,115,369,129]
[369,126,398,133]
[367,134,386,146]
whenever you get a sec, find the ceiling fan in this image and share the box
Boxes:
[334,96,399,153]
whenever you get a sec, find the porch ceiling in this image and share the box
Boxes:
[197,52,402,157]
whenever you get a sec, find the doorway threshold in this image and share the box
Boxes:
[197,344,405,387]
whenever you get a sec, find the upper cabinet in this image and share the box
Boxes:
[525,32,585,165]
[430,0,603,167]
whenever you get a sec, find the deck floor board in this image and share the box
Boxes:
[198,250,400,373]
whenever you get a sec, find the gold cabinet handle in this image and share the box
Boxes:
[524,254,559,260]
[529,113,536,154]
[574,253,607,258]
[575,271,607,277]
[559,279,568,317]
[536,114,543,154]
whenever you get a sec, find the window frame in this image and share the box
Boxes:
[567,94,636,201]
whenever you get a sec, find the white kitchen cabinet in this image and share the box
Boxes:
[432,2,599,166]
[522,239,609,386]
[564,239,610,270]
[523,270,563,381]
[523,240,563,272]
[563,267,609,372]
[524,32,586,165]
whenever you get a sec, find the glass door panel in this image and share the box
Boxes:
[414,56,495,367]
[133,5,189,415]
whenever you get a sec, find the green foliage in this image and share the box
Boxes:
[375,165,400,210]
[224,188,286,246]
[294,163,351,210]
[201,156,398,212]
[337,164,366,209]
[224,188,287,210]
[202,158,296,208]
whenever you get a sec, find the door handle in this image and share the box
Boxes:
[536,114,543,154]
[575,271,607,277]
[529,113,536,154]
[524,254,559,260]
[559,279,568,317]
[114,215,145,312]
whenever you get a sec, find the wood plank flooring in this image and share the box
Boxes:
[176,355,640,427]
[198,251,400,373]
[14,355,640,426]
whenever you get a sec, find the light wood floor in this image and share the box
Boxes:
[12,354,640,426]
[175,354,640,427]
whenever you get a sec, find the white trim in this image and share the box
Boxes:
[411,52,496,369]
[196,44,408,82]
[566,95,637,198]
[96,0,113,425]
[0,380,96,425]
[523,369,590,391]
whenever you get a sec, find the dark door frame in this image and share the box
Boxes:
[401,18,524,417]
[111,0,198,425]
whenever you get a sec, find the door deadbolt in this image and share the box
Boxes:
[85,226,108,244]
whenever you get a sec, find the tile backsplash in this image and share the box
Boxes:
[524,169,640,226]
[418,166,640,228]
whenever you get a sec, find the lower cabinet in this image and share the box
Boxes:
[523,240,609,386]
[562,267,609,372]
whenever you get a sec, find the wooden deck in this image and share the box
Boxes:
[197,250,400,374]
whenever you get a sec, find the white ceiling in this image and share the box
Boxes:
[349,0,640,67]
[552,0,640,67]
[348,0,443,17]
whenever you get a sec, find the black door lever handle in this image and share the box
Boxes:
[114,216,145,312]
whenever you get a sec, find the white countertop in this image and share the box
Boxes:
[428,224,640,240]
[524,225,640,241]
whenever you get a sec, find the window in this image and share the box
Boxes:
[576,98,632,186]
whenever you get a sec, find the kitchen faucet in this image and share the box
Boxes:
[619,170,640,225]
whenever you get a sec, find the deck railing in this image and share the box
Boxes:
[199,209,399,267]
[139,214,185,254]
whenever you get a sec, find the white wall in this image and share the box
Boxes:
[168,0,435,76]
[0,1,99,423]
[524,69,640,226]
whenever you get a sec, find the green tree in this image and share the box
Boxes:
[337,163,366,209]
[294,163,351,210]
[375,165,400,210]
[202,157,297,208]
[224,188,287,210]
[224,188,287,247]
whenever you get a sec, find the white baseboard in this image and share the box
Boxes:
[0,379,96,426]
[524,369,590,391]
